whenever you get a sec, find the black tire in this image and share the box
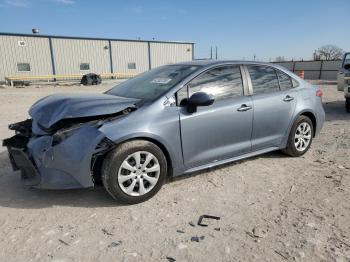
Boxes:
[81,73,101,86]
[86,78,93,85]
[96,75,102,85]
[81,75,93,86]
[102,140,167,204]
[282,115,314,157]
[346,98,350,113]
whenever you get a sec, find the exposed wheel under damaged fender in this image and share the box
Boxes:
[102,140,167,204]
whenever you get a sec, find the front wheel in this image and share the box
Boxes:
[282,116,314,157]
[102,140,167,204]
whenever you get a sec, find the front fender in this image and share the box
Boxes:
[28,125,105,189]
[98,106,183,174]
[101,131,178,170]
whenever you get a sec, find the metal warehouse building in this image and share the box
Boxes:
[0,32,194,83]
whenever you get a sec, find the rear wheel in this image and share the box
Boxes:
[102,140,167,204]
[282,115,314,157]
[346,98,350,113]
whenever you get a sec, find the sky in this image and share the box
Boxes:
[0,0,349,61]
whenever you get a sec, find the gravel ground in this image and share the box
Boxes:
[0,81,349,262]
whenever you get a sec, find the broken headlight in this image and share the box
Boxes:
[51,119,104,147]
[52,125,82,146]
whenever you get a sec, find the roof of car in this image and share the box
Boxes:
[174,60,276,67]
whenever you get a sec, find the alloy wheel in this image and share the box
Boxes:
[294,122,312,152]
[117,151,160,196]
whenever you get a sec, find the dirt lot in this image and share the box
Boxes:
[0,81,349,262]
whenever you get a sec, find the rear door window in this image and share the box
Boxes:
[247,65,279,95]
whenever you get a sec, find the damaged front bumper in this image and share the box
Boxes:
[3,120,112,189]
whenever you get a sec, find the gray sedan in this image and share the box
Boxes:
[3,61,325,204]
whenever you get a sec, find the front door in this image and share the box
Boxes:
[178,65,253,168]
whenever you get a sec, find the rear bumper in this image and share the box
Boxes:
[315,103,325,136]
[4,124,107,189]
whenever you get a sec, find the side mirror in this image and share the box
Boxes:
[187,92,214,113]
[344,64,350,70]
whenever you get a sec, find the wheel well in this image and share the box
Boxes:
[300,112,317,137]
[91,137,173,182]
[127,137,173,177]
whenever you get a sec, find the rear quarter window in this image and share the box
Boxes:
[276,70,293,90]
[292,78,300,88]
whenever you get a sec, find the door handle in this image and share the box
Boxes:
[237,104,252,112]
[283,95,294,102]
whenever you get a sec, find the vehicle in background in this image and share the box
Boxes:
[3,61,325,204]
[337,52,350,112]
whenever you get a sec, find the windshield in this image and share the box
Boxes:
[106,65,200,101]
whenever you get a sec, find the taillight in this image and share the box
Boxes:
[316,89,323,97]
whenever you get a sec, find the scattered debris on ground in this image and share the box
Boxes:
[166,256,176,262]
[190,236,205,242]
[197,214,221,227]
[108,241,122,248]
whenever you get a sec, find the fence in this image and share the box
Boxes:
[273,60,342,80]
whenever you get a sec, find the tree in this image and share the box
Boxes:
[275,56,286,62]
[316,45,344,60]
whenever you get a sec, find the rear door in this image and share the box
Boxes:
[178,65,253,168]
[246,65,297,150]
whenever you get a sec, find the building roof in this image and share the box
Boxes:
[0,32,194,45]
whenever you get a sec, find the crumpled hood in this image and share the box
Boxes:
[29,93,139,129]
